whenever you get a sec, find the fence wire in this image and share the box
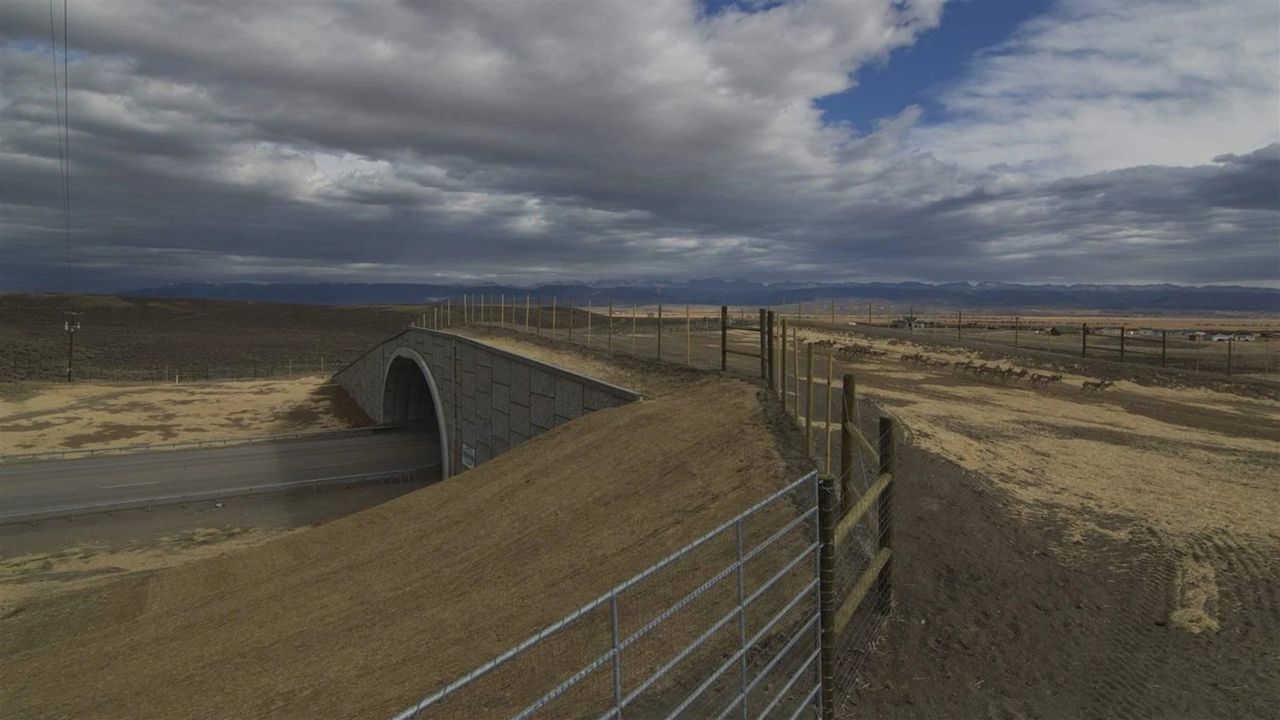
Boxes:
[393,472,821,720]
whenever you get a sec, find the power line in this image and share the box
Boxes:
[62,0,72,295]
[48,0,67,289]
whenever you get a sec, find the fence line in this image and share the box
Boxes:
[392,471,822,720]
[385,301,900,717]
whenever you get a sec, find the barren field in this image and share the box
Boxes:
[0,377,370,454]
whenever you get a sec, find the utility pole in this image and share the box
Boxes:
[64,312,81,383]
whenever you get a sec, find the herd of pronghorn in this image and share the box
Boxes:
[808,339,1115,392]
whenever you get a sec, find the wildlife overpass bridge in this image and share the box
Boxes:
[333,327,641,478]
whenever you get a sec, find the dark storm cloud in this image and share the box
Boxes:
[0,0,1276,292]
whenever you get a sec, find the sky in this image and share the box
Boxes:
[1,0,1277,293]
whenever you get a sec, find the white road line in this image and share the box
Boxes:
[98,480,162,489]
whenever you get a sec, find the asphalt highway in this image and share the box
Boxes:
[0,429,440,519]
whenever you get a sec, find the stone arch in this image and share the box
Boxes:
[381,347,451,480]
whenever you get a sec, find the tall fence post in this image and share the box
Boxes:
[1227,338,1233,375]
[805,343,814,454]
[568,299,574,342]
[875,416,896,615]
[824,354,833,475]
[817,473,837,720]
[525,294,531,330]
[792,326,800,417]
[657,304,663,360]
[1120,326,1126,361]
[957,310,962,342]
[721,306,728,371]
[537,297,543,335]
[767,311,776,390]
[759,308,767,379]
[1014,316,1019,348]
[685,305,691,366]
[587,301,593,346]
[1161,330,1167,368]
[839,373,855,512]
[552,296,557,334]
[781,318,788,412]
[1081,323,1088,358]
[608,301,614,352]
[830,297,835,324]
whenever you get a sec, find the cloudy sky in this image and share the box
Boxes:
[2,0,1278,292]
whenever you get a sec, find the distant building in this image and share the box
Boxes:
[1211,334,1232,342]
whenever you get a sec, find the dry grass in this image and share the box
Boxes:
[0,377,369,453]
[0,373,808,719]
[794,326,1280,540]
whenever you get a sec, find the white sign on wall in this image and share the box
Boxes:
[461,443,476,469]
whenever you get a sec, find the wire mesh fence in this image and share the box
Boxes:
[779,312,1277,381]
[392,472,822,720]
[399,299,901,717]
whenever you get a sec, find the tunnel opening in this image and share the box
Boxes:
[381,351,449,479]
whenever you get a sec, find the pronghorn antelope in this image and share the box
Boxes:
[1029,373,1062,386]
[1081,379,1114,392]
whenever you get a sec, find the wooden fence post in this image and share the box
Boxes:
[874,416,896,615]
[1120,326,1126,361]
[587,301,593,346]
[805,343,814,454]
[767,311,776,390]
[686,305,691,365]
[1014,316,1019,348]
[830,297,835,324]
[957,311,962,342]
[657,304,663,360]
[500,294,505,327]
[1161,330,1167,368]
[537,297,543,335]
[1227,339,1233,375]
[792,326,800,416]
[817,473,837,720]
[720,305,728,371]
[525,294,531,330]
[780,318,788,412]
[552,296,557,334]
[632,305,637,354]
[608,301,614,351]
[759,308,767,379]
[446,299,452,327]
[839,373,855,512]
[825,354,833,475]
[568,299,574,342]
[1081,323,1088,357]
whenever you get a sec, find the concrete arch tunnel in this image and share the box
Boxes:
[334,328,643,478]
[381,348,451,480]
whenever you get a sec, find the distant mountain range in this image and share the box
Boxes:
[128,280,1280,312]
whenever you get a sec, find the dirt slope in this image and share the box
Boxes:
[0,377,806,719]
